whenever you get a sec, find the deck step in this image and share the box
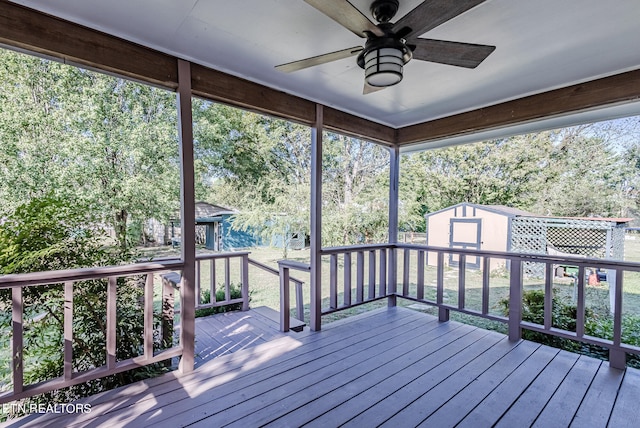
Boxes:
[252,306,306,332]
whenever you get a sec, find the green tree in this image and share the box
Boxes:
[76,75,180,248]
[0,50,85,212]
[399,133,554,228]
[0,49,181,249]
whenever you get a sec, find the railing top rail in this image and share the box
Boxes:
[394,242,640,270]
[278,259,311,272]
[321,243,393,255]
[320,242,640,271]
[196,251,251,260]
[248,258,305,285]
[0,259,184,289]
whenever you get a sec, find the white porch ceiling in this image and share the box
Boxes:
[9,0,640,134]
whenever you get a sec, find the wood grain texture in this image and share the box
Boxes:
[397,69,640,146]
[0,2,177,88]
[5,308,639,428]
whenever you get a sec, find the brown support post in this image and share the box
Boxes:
[508,259,523,342]
[309,104,323,331]
[279,265,291,332]
[437,252,449,322]
[177,59,196,373]
[388,145,400,307]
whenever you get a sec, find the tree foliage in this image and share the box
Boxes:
[0,50,180,250]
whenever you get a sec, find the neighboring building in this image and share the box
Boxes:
[193,202,261,251]
[425,202,631,274]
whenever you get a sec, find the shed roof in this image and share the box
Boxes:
[195,201,237,218]
[425,202,536,219]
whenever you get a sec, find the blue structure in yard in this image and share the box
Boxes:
[194,202,261,251]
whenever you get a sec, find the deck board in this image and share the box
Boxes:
[570,363,625,428]
[494,350,580,427]
[533,356,601,428]
[421,339,541,427]
[2,307,638,428]
[456,345,560,428]
[608,367,640,428]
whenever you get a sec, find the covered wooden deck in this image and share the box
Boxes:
[5,307,640,427]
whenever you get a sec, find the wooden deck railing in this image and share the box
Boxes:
[0,250,306,403]
[278,260,311,332]
[282,243,640,369]
[0,260,184,404]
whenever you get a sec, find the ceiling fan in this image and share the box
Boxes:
[275,0,495,93]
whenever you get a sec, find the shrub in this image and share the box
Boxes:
[499,289,640,368]
[195,285,246,318]
[498,289,587,352]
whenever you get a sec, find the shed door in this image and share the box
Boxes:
[449,218,481,269]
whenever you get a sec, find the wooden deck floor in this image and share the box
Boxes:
[5,307,640,427]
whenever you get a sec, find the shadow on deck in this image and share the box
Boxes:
[191,306,307,368]
[4,307,640,427]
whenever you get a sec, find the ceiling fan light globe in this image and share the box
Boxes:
[364,47,404,87]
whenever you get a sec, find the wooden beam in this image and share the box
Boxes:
[323,107,396,146]
[0,2,178,88]
[397,69,640,146]
[191,63,316,125]
[191,65,396,145]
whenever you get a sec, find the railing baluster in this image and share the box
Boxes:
[417,250,425,300]
[12,286,23,394]
[195,259,201,305]
[296,282,304,322]
[144,274,154,359]
[241,255,249,311]
[576,266,585,337]
[437,252,448,321]
[379,248,387,297]
[544,263,553,330]
[106,277,117,369]
[482,257,490,315]
[610,268,625,369]
[210,258,216,305]
[368,250,376,300]
[344,253,352,307]
[388,247,397,307]
[162,274,175,349]
[64,281,74,380]
[458,254,466,309]
[403,249,410,296]
[225,257,231,302]
[330,254,338,309]
[356,251,364,303]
